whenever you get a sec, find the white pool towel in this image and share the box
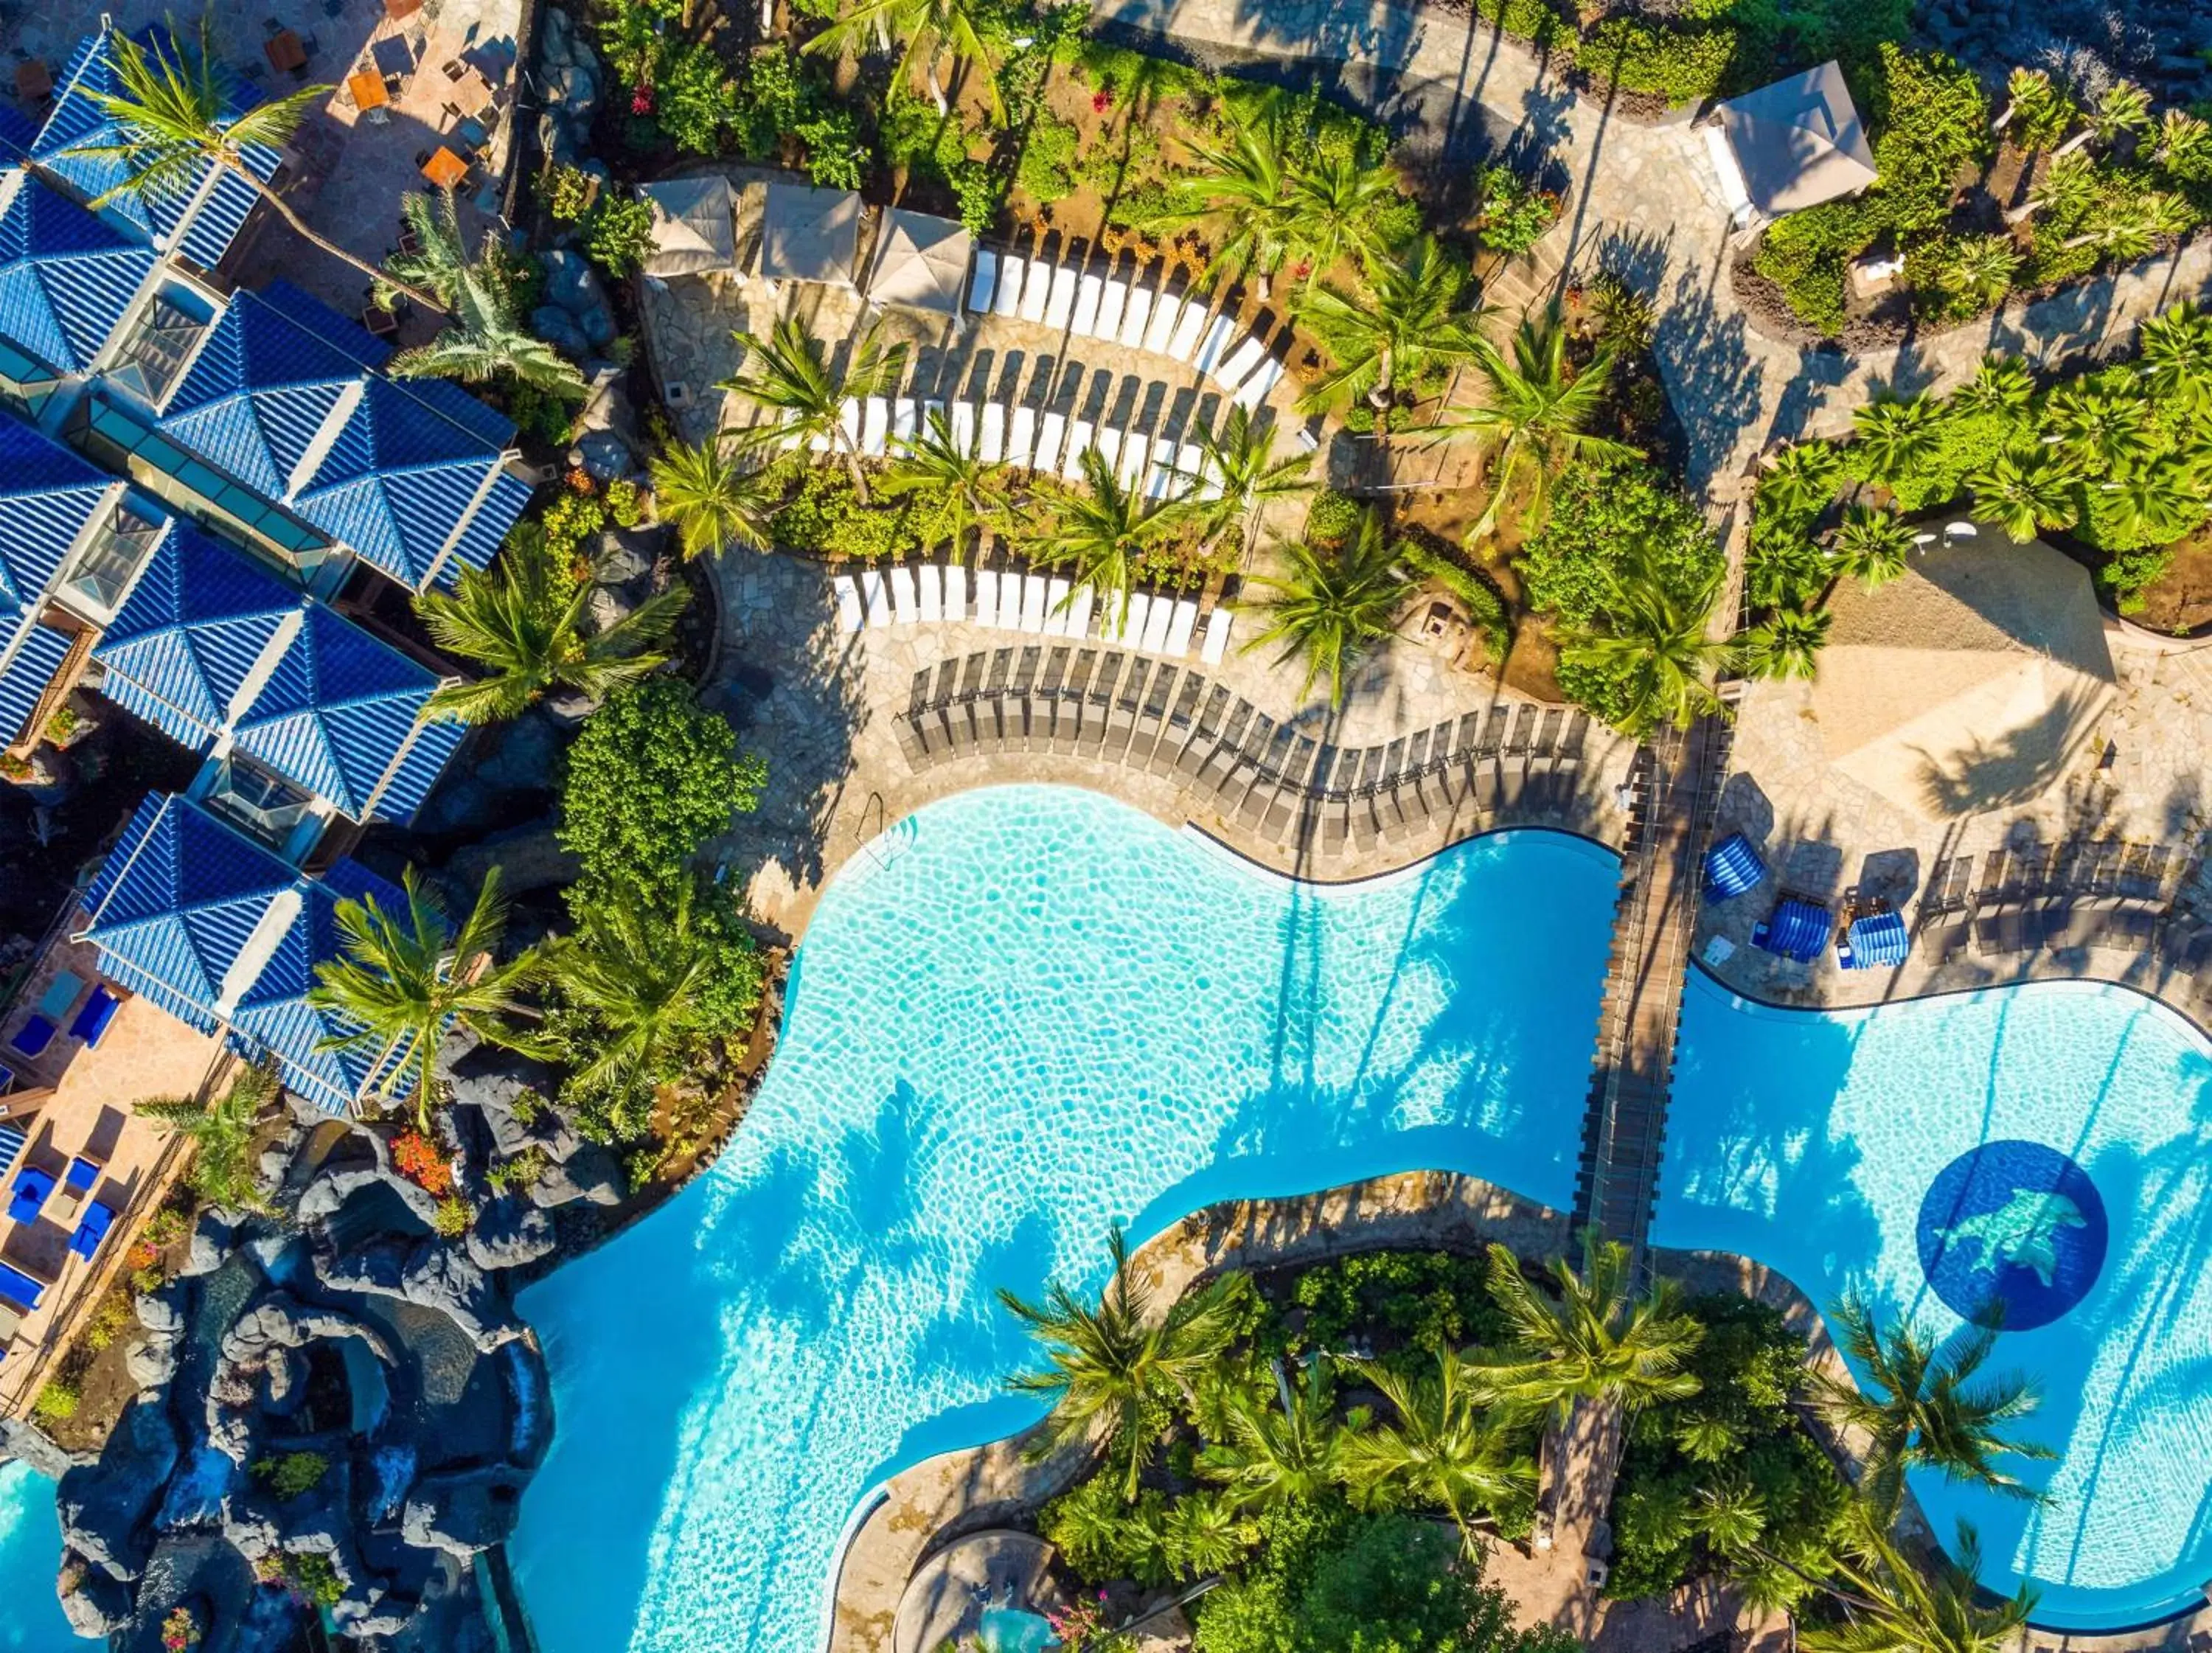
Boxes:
[992,254,1027,318]
[1192,315,1238,375]
[860,568,891,629]
[1019,573,1050,633]
[1064,583,1095,640]
[1042,576,1072,636]
[1231,357,1285,411]
[1095,278,1128,341]
[838,398,861,452]
[861,397,891,456]
[1043,265,1078,329]
[1034,411,1068,476]
[1164,597,1199,655]
[973,567,1000,627]
[917,562,943,622]
[1140,591,1175,652]
[943,563,970,620]
[949,402,978,455]
[1213,337,1267,394]
[1019,259,1052,322]
[1092,428,1123,478]
[1166,302,1209,362]
[1116,285,1154,349]
[1119,591,1153,647]
[979,403,1006,464]
[967,247,998,314]
[1005,406,1038,470]
[1118,431,1151,490]
[1060,420,1095,481]
[995,566,1026,629]
[891,398,919,447]
[1071,273,1104,336]
[1143,294,1182,355]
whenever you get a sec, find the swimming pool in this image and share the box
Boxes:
[0,1462,73,1651]
[511,783,2212,1649]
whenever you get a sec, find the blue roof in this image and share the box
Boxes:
[0,408,114,613]
[1702,831,1765,902]
[32,27,279,266]
[0,619,74,745]
[442,466,532,585]
[227,865,404,1112]
[156,290,364,498]
[1843,909,1910,969]
[1754,897,1832,964]
[229,603,441,819]
[92,521,300,745]
[0,173,158,375]
[0,105,38,161]
[80,792,296,1034]
[257,279,392,369]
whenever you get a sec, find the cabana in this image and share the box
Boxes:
[866,208,971,322]
[8,1164,53,1225]
[71,1201,115,1261]
[636,176,736,277]
[1705,60,1877,223]
[757,182,862,291]
[1752,897,1831,964]
[1703,832,1766,902]
[1839,909,1909,970]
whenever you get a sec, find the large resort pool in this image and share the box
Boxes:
[510,784,2212,1651]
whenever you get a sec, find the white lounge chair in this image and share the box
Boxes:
[1044,265,1078,329]
[1144,448,1179,500]
[973,567,1000,627]
[1071,273,1104,337]
[1164,597,1199,655]
[1230,356,1285,411]
[1061,420,1095,480]
[1140,591,1175,652]
[945,563,970,620]
[1199,604,1234,664]
[980,403,1006,464]
[1092,428,1123,478]
[918,563,943,622]
[1117,285,1154,349]
[950,402,978,455]
[1042,576,1073,636]
[1019,572,1050,633]
[1118,431,1150,490]
[1005,406,1038,470]
[1214,337,1267,394]
[1019,259,1053,322]
[1192,315,1238,375]
[832,574,863,634]
[996,566,1026,629]
[890,564,919,624]
[992,254,1027,318]
[838,398,862,453]
[860,568,891,629]
[922,397,945,434]
[1119,591,1153,647]
[891,398,919,447]
[967,248,998,314]
[1143,294,1183,355]
[1064,584,1095,639]
[800,406,827,453]
[1095,277,1128,341]
[861,397,891,457]
[1199,453,1224,501]
[1173,442,1206,501]
[1166,302,1209,363]
[1034,412,1068,476]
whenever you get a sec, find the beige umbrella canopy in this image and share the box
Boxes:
[757,182,863,288]
[866,208,972,319]
[1714,60,1878,216]
[636,177,736,277]
[1810,536,2118,821]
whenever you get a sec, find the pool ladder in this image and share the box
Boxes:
[854,793,917,874]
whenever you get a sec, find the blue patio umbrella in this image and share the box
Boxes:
[1840,910,1909,970]
[1752,897,1831,963]
[1702,832,1766,902]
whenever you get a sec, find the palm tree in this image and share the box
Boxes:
[1850,395,1949,489]
[998,1228,1251,1499]
[1938,235,2020,309]
[137,1060,280,1211]
[1826,504,1916,591]
[1297,235,1485,412]
[1798,1519,2037,1653]
[1758,440,1846,521]
[881,408,1009,560]
[2100,462,2206,543]
[1734,607,1830,681]
[649,439,780,560]
[414,552,685,724]
[2138,302,2212,415]
[1950,355,2037,420]
[2012,148,2098,227]
[1171,405,1315,555]
[719,319,908,501]
[1239,509,1406,707]
[1281,148,1408,287]
[1996,67,2076,152]
[1340,1350,1537,1552]
[382,190,584,395]
[1470,1238,1705,1424]
[1199,1357,1356,1513]
[1433,302,1636,542]
[1159,1491,1251,1579]
[2063,189,2194,260]
[66,20,441,311]
[1038,446,1175,632]
[1557,549,1730,736]
[1814,1293,2054,1520]
[803,0,996,116]
[1151,112,1298,297]
[307,868,542,1131]
[2039,385,2154,476]
[2155,110,2212,173]
[2053,78,2152,158]
[546,879,726,1097]
[1966,449,2079,540]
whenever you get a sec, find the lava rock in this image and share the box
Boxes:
[178,1212,232,1278]
[465,1199,556,1272]
[124,1340,177,1394]
[399,1466,528,1557]
[56,1564,133,1637]
[532,304,591,360]
[398,1244,521,1351]
[297,1160,445,1234]
[56,1402,179,1582]
[571,427,633,483]
[527,1143,624,1209]
[133,1295,181,1337]
[539,2,574,68]
[540,251,608,321]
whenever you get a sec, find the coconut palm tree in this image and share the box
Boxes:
[414,552,685,724]
[2100,462,2207,543]
[382,189,585,395]
[1966,448,2080,540]
[1557,549,1730,736]
[65,19,442,311]
[1950,355,2037,420]
[1150,108,1298,296]
[1758,440,1846,521]
[803,0,997,116]
[137,1060,280,1211]
[1199,1357,1357,1513]
[1850,394,1950,490]
[308,869,542,1131]
[1038,446,1176,632]
[719,319,908,501]
[1169,405,1316,556]
[1432,302,1636,542]
[1814,1293,2054,1520]
[1826,504,1917,591]
[2138,302,2212,415]
[1159,1491,1252,1579]
[1239,509,1406,707]
[1297,235,1485,412]
[1937,234,2020,309]
[1747,532,1828,613]
[546,877,726,1097]
[998,1227,1251,1499]
[1733,607,1830,682]
[881,408,1009,560]
[1470,1238,1705,1424]
[1340,1350,1537,1552]
[648,439,781,560]
[1798,1519,2037,1653]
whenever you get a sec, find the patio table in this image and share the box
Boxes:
[265,29,307,73]
[347,69,389,111]
[420,147,469,189]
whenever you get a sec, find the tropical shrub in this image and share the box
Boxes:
[1749,199,1879,338]
[582,194,656,276]
[33,1380,79,1422]
[1276,1247,1504,1358]
[1474,165,1558,256]
[730,44,807,160]
[253,1452,330,1502]
[1015,108,1082,202]
[654,41,742,154]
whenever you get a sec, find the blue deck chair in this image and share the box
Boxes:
[1702,832,1765,902]
[7,1165,53,1225]
[6,1016,55,1059]
[1839,910,1909,970]
[71,1202,116,1262]
[0,1262,44,1311]
[68,986,119,1047]
[63,1157,100,1199]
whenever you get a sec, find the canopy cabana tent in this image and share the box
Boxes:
[1753,897,1831,963]
[757,182,862,290]
[1703,831,1766,902]
[866,208,971,321]
[637,176,736,277]
[1706,60,1877,222]
[1840,910,1910,970]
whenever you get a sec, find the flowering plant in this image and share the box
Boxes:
[632,83,655,116]
[390,1130,453,1197]
[161,1607,200,1651]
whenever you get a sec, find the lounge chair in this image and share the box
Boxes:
[1199,606,1234,665]
[0,1262,44,1312]
[9,1166,53,1225]
[7,1016,55,1060]
[60,1156,99,1208]
[891,398,919,448]
[1118,285,1155,348]
[973,568,1001,630]
[1119,591,1153,647]
[860,397,891,456]
[889,565,919,624]
[918,563,944,623]
[1044,265,1079,329]
[1214,336,1267,394]
[1019,258,1054,321]
[1166,301,1210,362]
[1231,355,1285,411]
[1193,315,1238,375]
[949,402,978,455]
[1164,599,1199,656]
[1093,428,1124,479]
[1094,277,1128,340]
[1144,293,1185,355]
[1041,577,1074,638]
[859,568,891,629]
[1172,688,1228,779]
[1052,651,1094,749]
[1071,273,1105,336]
[67,986,120,1049]
[894,714,929,767]
[993,254,1027,317]
[944,563,970,621]
[1124,667,1175,765]
[967,248,999,313]
[980,404,1007,464]
[1102,661,1149,760]
[71,1202,115,1262]
[1060,422,1095,481]
[1080,655,1124,756]
[1006,406,1038,470]
[1139,593,1176,653]
[993,568,1025,630]
[1195,703,1250,792]
[1118,432,1152,491]
[1149,673,1206,775]
[1019,574,1051,634]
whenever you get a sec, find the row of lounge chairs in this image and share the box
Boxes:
[967,248,1289,413]
[896,647,1591,852]
[1916,848,2176,963]
[833,564,1234,661]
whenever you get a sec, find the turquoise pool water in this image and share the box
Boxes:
[512,786,1620,1653]
[0,1463,72,1650]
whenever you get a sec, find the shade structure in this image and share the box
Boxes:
[866,209,971,319]
[1703,831,1766,902]
[638,176,735,276]
[757,183,862,288]
[1714,61,1877,216]
[1843,909,1909,970]
[1753,897,1830,963]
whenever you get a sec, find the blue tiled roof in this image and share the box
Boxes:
[0,105,38,161]
[92,521,299,745]
[0,172,156,375]
[226,869,401,1112]
[0,417,111,613]
[0,619,74,744]
[32,27,279,266]
[371,714,465,826]
[257,279,393,369]
[229,603,439,819]
[156,290,364,499]
[80,792,296,1033]
[442,466,532,584]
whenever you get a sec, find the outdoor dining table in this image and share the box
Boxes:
[347,69,389,112]
[13,59,51,102]
[419,146,470,189]
[444,64,495,120]
[265,29,307,73]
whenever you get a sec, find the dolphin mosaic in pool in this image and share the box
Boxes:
[1916,1141,2110,1330]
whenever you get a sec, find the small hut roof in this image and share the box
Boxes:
[637,177,734,276]
[1717,61,1878,215]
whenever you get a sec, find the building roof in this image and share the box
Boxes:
[0,170,159,376]
[866,209,970,319]
[227,864,404,1111]
[32,25,278,268]
[1716,61,1877,216]
[0,619,74,745]
[0,414,112,615]
[758,183,862,288]
[639,176,736,276]
[158,288,366,500]
[1808,535,2118,820]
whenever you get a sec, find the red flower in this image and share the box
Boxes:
[1092,87,1113,113]
[632,84,655,115]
